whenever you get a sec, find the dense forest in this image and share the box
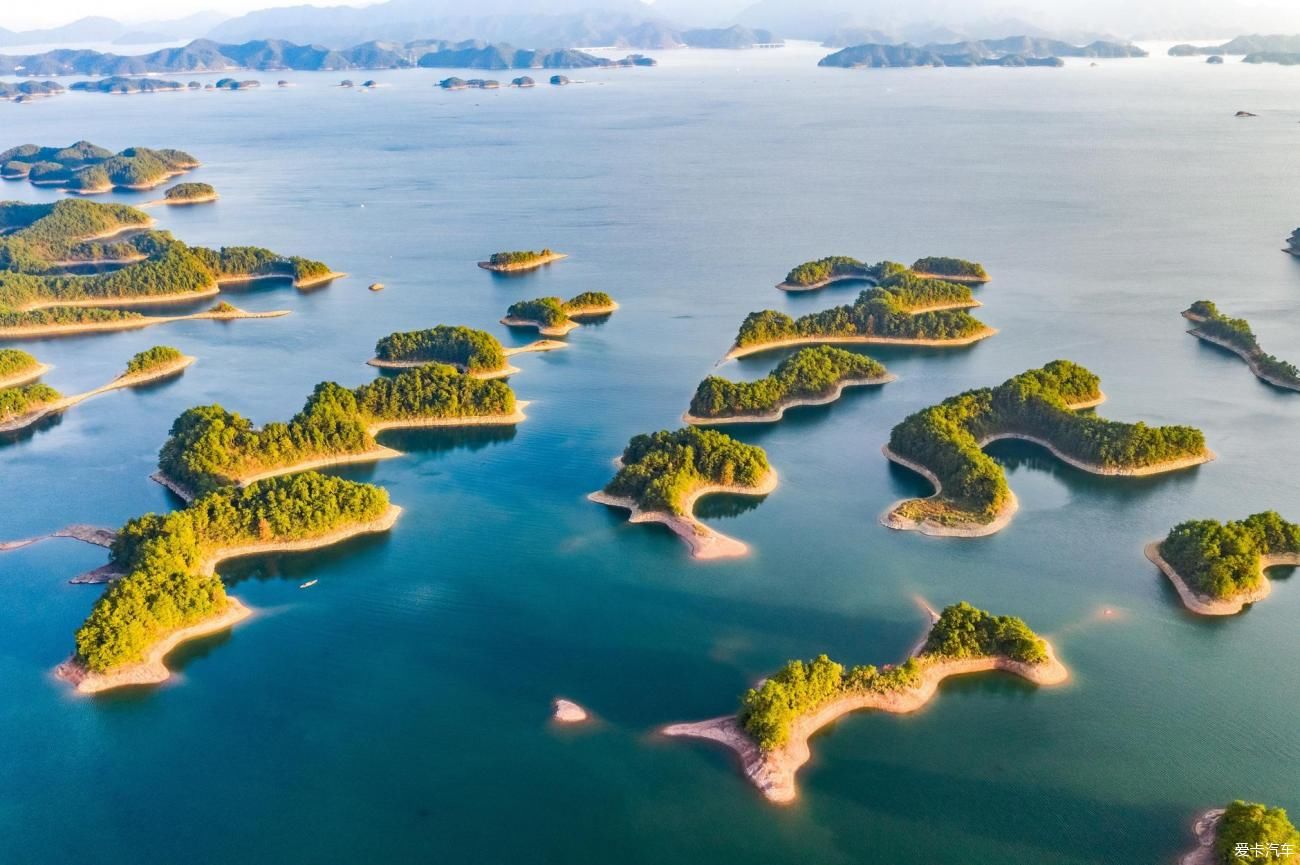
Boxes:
[158,363,515,493]
[1215,801,1299,865]
[488,249,555,266]
[505,291,616,327]
[735,281,985,348]
[887,361,1206,525]
[782,255,878,287]
[0,141,198,191]
[74,473,391,672]
[0,305,143,330]
[603,427,771,514]
[0,382,61,424]
[739,603,1046,751]
[124,345,183,375]
[1160,511,1300,600]
[689,345,886,417]
[1186,300,1300,386]
[0,348,39,378]
[373,325,507,372]
[163,182,217,201]
[911,256,989,280]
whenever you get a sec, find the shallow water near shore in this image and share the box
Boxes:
[1,43,1298,865]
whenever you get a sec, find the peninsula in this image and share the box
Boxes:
[477,249,567,273]
[726,275,991,360]
[0,301,288,339]
[0,80,65,102]
[370,325,561,377]
[0,346,193,434]
[818,36,1144,69]
[662,602,1068,804]
[685,346,893,424]
[501,291,618,336]
[883,360,1211,536]
[777,256,988,292]
[1146,511,1299,615]
[588,427,776,559]
[1183,301,1300,391]
[1179,801,1298,865]
[58,472,400,694]
[0,140,198,192]
[154,362,522,498]
[163,182,218,205]
[0,348,49,389]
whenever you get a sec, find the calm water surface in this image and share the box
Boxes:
[1,43,1297,865]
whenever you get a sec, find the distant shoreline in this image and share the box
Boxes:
[588,468,778,560]
[683,373,896,425]
[0,306,288,339]
[55,504,403,694]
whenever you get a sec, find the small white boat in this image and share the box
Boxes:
[299,580,318,589]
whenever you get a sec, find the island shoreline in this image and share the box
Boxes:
[683,374,896,425]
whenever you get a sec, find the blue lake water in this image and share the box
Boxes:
[1,43,1298,864]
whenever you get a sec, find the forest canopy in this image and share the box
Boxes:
[603,427,771,514]
[1159,511,1300,600]
[689,345,886,418]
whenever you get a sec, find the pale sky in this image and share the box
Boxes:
[0,2,371,30]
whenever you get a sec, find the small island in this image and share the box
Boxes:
[553,698,589,723]
[0,348,50,389]
[777,256,988,292]
[726,275,991,360]
[154,362,523,498]
[1,345,193,434]
[1146,512,1299,615]
[58,472,400,694]
[685,345,893,424]
[883,360,1211,536]
[369,324,563,377]
[69,77,186,96]
[477,249,568,273]
[163,182,218,205]
[0,80,65,102]
[588,427,777,559]
[909,256,990,283]
[511,76,536,88]
[0,140,198,192]
[215,78,260,90]
[439,77,499,90]
[1180,801,1298,865]
[662,602,1068,804]
[550,75,572,86]
[1183,301,1300,391]
[501,291,618,336]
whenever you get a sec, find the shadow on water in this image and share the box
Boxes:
[694,492,764,520]
[1193,338,1300,398]
[0,409,65,447]
[984,438,1206,505]
[709,383,891,445]
[374,424,517,456]
[215,529,395,590]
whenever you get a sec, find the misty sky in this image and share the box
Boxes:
[5,0,1300,37]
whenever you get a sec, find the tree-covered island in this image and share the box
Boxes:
[477,248,568,272]
[910,256,990,282]
[686,345,893,424]
[777,256,988,291]
[1183,301,1300,391]
[662,602,1068,804]
[0,141,198,192]
[371,325,514,376]
[1181,801,1299,865]
[883,360,1211,536]
[728,275,990,360]
[501,291,617,335]
[588,427,776,559]
[0,345,193,434]
[0,348,48,388]
[155,362,520,497]
[0,199,336,336]
[58,472,400,693]
[163,182,218,204]
[1147,512,1300,615]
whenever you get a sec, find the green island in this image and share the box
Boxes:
[0,345,194,434]
[155,362,520,498]
[1183,301,1300,391]
[0,141,198,192]
[662,602,1068,804]
[1146,511,1300,615]
[58,472,400,693]
[0,347,47,388]
[0,198,335,336]
[777,256,987,291]
[1183,801,1299,865]
[685,345,893,424]
[587,427,777,559]
[162,182,218,205]
[368,324,564,377]
[910,256,990,282]
[883,360,1211,536]
[477,248,568,272]
[728,272,989,360]
[501,291,618,336]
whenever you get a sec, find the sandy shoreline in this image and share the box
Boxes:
[501,303,617,337]
[1179,809,1226,865]
[368,340,563,377]
[776,272,878,292]
[0,523,116,553]
[588,468,778,560]
[0,306,289,339]
[56,504,403,694]
[910,271,991,283]
[978,432,1214,477]
[0,362,52,389]
[217,270,346,289]
[0,356,194,433]
[662,629,1067,804]
[683,374,896,425]
[1185,325,1300,393]
[1145,541,1294,615]
[722,327,997,361]
[477,252,567,272]
[880,445,1020,537]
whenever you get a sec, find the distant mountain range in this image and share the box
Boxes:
[1168,34,1300,56]
[0,37,660,76]
[0,13,229,47]
[819,36,1146,68]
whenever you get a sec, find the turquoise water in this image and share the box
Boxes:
[2,44,1298,864]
